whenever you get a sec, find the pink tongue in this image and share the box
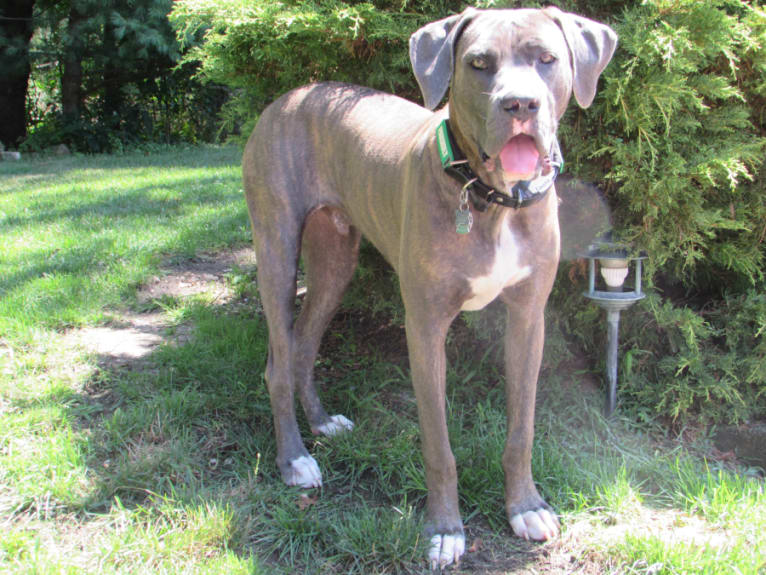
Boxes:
[500,135,539,176]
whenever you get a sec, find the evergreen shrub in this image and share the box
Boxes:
[170,0,479,136]
[559,0,766,425]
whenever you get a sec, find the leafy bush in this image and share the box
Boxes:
[171,0,482,138]
[560,0,766,425]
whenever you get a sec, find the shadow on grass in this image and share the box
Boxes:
[0,208,248,293]
[0,163,250,332]
[44,291,570,573]
[0,144,241,182]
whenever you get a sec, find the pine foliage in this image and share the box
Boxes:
[171,1,471,134]
[563,0,766,288]
[559,0,766,425]
[25,0,223,152]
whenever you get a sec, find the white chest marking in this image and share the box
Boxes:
[461,224,532,311]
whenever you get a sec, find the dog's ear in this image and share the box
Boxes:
[409,8,478,110]
[544,7,617,108]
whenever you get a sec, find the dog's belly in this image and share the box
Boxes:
[461,225,531,311]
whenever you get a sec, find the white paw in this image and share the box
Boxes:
[510,508,559,541]
[285,455,322,488]
[428,533,465,570]
[316,414,355,436]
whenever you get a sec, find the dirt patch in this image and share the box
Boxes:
[453,520,605,575]
[74,312,168,365]
[138,246,256,305]
[457,505,730,575]
[69,246,256,367]
[713,423,766,469]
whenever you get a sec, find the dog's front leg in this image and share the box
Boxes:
[405,310,465,568]
[500,299,560,541]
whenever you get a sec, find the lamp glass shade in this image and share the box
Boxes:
[599,258,629,289]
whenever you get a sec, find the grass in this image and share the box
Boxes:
[0,146,245,336]
[1,147,764,574]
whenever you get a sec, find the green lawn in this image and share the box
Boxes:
[0,147,763,574]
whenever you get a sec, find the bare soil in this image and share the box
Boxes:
[138,247,255,306]
[67,246,256,367]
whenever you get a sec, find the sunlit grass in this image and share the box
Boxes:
[0,145,248,338]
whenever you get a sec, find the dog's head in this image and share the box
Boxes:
[410,8,616,187]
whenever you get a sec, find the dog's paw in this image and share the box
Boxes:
[428,533,465,570]
[284,455,322,488]
[510,508,559,541]
[315,414,354,436]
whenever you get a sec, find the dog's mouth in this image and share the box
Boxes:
[499,135,539,181]
[481,134,551,184]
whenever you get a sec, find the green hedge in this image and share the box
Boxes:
[171,0,766,426]
[559,0,766,425]
[171,0,434,137]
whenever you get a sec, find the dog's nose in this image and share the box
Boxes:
[502,96,540,121]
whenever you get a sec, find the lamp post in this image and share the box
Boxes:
[582,242,646,417]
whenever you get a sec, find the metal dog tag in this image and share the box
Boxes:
[455,208,473,234]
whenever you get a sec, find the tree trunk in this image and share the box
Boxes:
[61,3,85,122]
[0,0,36,149]
[102,18,122,127]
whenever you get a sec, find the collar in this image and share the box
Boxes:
[436,119,563,212]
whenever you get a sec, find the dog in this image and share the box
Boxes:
[242,7,616,568]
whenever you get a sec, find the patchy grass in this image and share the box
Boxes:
[1,148,764,574]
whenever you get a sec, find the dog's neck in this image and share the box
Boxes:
[446,111,495,187]
[438,113,562,214]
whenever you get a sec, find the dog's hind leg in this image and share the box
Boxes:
[294,207,361,436]
[253,211,323,488]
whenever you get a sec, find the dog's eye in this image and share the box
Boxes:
[470,57,488,70]
[539,52,557,65]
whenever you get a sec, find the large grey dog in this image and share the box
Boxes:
[243,6,616,568]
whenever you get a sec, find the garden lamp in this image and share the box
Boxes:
[582,240,647,417]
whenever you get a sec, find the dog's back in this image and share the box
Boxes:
[243,82,436,260]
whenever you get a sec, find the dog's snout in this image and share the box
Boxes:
[502,96,541,120]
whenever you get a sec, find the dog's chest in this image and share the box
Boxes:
[461,224,531,311]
